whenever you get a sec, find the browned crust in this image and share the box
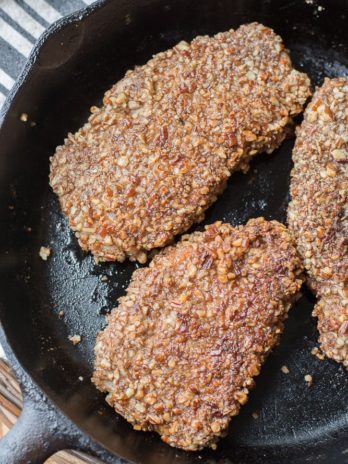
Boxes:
[50,23,310,263]
[92,218,303,450]
[287,77,348,367]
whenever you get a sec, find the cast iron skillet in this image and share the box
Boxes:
[0,0,347,462]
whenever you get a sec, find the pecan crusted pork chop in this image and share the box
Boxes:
[288,78,348,368]
[92,218,303,450]
[50,23,310,263]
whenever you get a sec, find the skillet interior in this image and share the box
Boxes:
[0,0,347,462]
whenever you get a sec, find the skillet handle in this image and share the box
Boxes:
[0,394,69,464]
[0,326,113,463]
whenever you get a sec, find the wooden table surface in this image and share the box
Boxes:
[0,359,104,463]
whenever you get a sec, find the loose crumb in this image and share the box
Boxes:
[304,374,313,386]
[101,275,108,282]
[252,412,259,419]
[20,113,28,122]
[281,365,290,374]
[68,334,81,345]
[39,246,51,261]
[58,310,65,318]
[311,347,325,360]
[78,376,84,381]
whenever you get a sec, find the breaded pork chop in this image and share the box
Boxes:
[92,218,303,450]
[50,23,310,263]
[288,78,348,367]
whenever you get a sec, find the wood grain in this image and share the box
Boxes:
[0,359,104,463]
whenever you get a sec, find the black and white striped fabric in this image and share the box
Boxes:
[0,0,96,110]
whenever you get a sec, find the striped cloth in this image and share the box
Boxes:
[0,0,96,110]
[0,0,96,358]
